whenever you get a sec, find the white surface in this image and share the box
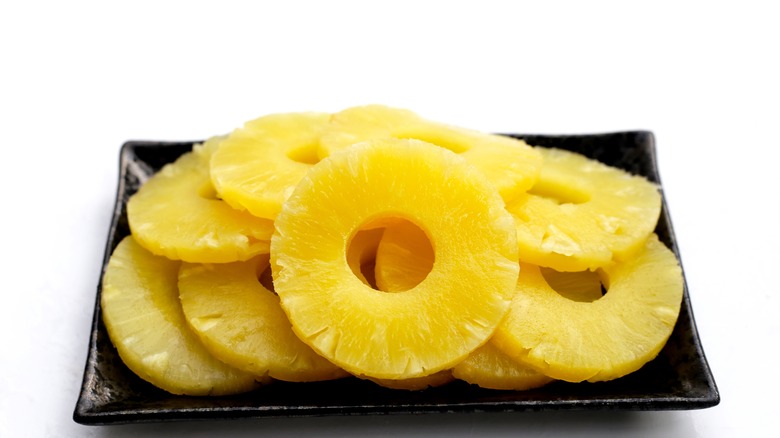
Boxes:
[1,1,778,436]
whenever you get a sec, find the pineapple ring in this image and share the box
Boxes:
[492,235,683,383]
[128,137,275,263]
[210,112,330,219]
[271,138,520,380]
[319,105,543,201]
[178,254,348,382]
[452,342,553,391]
[101,236,262,395]
[505,147,661,271]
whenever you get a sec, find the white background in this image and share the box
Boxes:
[1,1,778,436]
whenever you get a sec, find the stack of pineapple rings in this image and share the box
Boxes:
[102,105,683,396]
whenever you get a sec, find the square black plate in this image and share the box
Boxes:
[74,131,719,425]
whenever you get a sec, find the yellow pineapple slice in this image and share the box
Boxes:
[101,236,261,395]
[493,234,683,382]
[210,113,331,219]
[178,254,347,382]
[365,370,455,391]
[319,105,542,201]
[271,138,519,379]
[505,147,661,271]
[128,137,275,263]
[452,342,553,391]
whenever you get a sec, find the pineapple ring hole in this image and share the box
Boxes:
[540,267,606,303]
[347,217,434,292]
[527,180,590,205]
[256,262,276,293]
[286,142,321,165]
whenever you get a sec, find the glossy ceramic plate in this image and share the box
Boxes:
[73,131,719,425]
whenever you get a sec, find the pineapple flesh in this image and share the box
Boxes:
[452,342,553,391]
[210,113,331,220]
[101,236,261,395]
[178,254,348,382]
[319,105,543,202]
[128,137,275,263]
[493,234,683,382]
[271,138,519,380]
[505,147,661,272]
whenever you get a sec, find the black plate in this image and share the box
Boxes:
[73,131,719,425]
